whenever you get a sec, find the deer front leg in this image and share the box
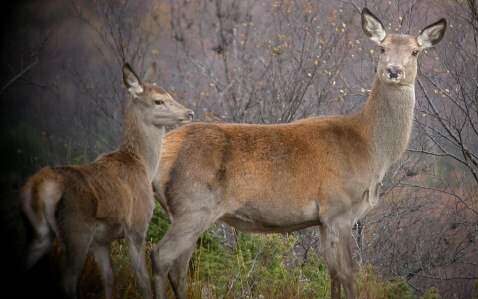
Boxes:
[320,224,342,299]
[336,224,357,299]
[320,221,357,299]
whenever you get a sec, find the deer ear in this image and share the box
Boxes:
[361,8,386,44]
[123,63,143,96]
[417,19,447,48]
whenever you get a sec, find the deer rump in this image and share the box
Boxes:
[24,152,153,236]
[157,118,372,232]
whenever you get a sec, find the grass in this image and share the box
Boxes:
[58,206,443,299]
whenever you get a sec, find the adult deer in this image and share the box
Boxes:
[151,8,446,299]
[21,64,193,299]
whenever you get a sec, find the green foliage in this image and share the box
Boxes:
[386,279,414,299]
[296,251,331,298]
[146,205,170,243]
[189,230,330,298]
[421,287,441,299]
[358,265,419,299]
[358,264,389,299]
[104,208,444,299]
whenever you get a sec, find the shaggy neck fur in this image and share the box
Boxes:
[120,100,165,180]
[359,78,415,175]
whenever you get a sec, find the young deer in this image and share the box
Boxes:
[150,8,446,299]
[21,64,193,299]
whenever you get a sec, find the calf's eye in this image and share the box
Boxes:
[154,99,164,105]
[412,50,419,56]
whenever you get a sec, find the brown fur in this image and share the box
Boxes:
[53,152,152,227]
[21,64,193,299]
[159,116,370,227]
[150,8,447,299]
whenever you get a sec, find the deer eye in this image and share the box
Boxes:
[411,50,419,56]
[154,99,164,105]
[379,46,385,54]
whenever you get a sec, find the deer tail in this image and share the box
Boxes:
[21,167,64,269]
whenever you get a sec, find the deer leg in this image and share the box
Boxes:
[335,224,357,299]
[92,244,114,299]
[319,224,342,299]
[330,271,341,299]
[168,246,195,299]
[151,210,216,299]
[320,221,357,299]
[127,233,153,299]
[61,227,94,299]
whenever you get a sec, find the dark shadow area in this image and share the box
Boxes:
[0,179,63,298]
[0,2,63,298]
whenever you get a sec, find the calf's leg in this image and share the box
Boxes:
[61,227,94,299]
[128,233,153,299]
[92,244,114,299]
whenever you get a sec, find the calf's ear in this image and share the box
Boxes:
[362,8,387,44]
[123,63,144,96]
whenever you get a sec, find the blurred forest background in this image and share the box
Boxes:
[0,0,477,298]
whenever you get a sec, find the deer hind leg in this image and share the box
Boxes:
[168,246,195,299]
[92,244,114,299]
[127,233,153,299]
[61,224,94,299]
[151,210,217,299]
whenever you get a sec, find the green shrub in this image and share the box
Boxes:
[421,287,441,299]
[146,205,170,243]
[386,278,414,299]
[113,207,443,299]
[188,231,331,299]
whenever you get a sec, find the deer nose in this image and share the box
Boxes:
[386,65,403,79]
[187,110,194,120]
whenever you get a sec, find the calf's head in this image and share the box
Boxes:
[123,63,194,126]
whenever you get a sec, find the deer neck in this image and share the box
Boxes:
[119,103,165,181]
[360,78,415,174]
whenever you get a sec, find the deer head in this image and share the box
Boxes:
[123,63,194,126]
[361,8,446,86]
